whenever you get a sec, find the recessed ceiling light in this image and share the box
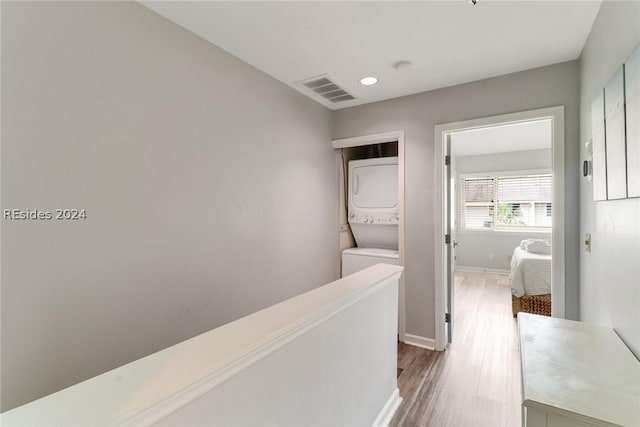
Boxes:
[359,76,378,86]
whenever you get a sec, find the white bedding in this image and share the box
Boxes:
[510,246,552,297]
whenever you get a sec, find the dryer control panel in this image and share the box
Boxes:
[349,212,399,225]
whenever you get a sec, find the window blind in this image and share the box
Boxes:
[497,175,552,202]
[460,177,494,230]
[460,173,552,230]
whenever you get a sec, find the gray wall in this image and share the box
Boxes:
[579,0,640,357]
[333,61,581,340]
[456,231,551,272]
[455,148,551,174]
[1,1,337,411]
[455,149,552,271]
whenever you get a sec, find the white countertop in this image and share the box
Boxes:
[519,313,640,426]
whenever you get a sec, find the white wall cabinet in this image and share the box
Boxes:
[519,313,640,427]
[625,46,640,198]
[591,90,608,201]
[604,67,628,200]
[591,44,640,201]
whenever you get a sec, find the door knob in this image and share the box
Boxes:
[453,241,461,248]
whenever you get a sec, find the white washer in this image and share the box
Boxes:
[341,247,400,277]
[341,247,403,339]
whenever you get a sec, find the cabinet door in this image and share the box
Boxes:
[591,90,607,201]
[626,46,640,198]
[604,67,628,200]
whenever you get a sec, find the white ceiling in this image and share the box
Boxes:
[141,1,601,110]
[451,119,552,156]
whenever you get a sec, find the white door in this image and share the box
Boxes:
[444,135,458,345]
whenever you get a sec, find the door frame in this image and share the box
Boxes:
[433,107,565,351]
[332,131,406,341]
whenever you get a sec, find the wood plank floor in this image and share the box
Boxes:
[391,271,521,427]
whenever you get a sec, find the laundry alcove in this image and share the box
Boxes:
[332,131,406,341]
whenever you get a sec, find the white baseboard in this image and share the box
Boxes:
[403,334,435,351]
[372,388,402,427]
[456,266,510,275]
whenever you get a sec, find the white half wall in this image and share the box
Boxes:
[579,0,640,358]
[1,1,337,411]
[0,265,403,426]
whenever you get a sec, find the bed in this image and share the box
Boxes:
[510,246,552,317]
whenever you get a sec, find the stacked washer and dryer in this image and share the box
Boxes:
[341,157,400,277]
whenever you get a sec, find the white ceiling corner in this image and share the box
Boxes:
[140,1,602,110]
[451,119,552,156]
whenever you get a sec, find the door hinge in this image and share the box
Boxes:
[445,234,451,244]
[445,313,451,323]
[444,155,450,166]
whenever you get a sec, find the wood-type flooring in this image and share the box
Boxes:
[391,271,521,427]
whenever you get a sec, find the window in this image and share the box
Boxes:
[460,173,552,231]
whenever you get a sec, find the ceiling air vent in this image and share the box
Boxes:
[300,75,355,103]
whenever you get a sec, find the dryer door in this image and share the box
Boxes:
[351,163,398,209]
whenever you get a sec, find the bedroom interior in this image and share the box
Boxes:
[1,1,639,426]
[450,119,554,320]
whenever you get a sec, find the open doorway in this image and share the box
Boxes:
[434,107,565,350]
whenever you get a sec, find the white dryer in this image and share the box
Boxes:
[348,157,398,250]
